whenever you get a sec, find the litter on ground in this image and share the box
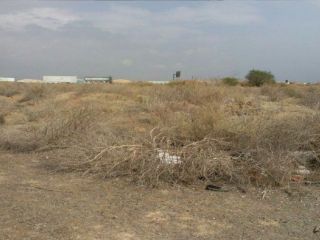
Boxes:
[157,149,182,164]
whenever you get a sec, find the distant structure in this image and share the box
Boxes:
[43,76,77,83]
[17,79,43,83]
[0,77,15,82]
[285,80,294,85]
[113,79,132,84]
[84,76,112,84]
[148,81,170,84]
[172,71,181,81]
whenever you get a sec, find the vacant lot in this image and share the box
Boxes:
[0,81,319,239]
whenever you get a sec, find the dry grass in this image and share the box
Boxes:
[0,81,319,187]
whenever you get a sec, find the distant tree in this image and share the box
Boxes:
[222,77,239,86]
[246,70,275,87]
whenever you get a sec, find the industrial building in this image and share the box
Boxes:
[43,76,78,83]
[0,75,115,84]
[0,77,15,82]
[84,76,112,84]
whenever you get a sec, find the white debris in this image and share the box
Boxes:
[17,79,43,83]
[157,149,182,164]
[295,165,311,175]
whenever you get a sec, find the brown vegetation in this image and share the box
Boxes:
[0,81,319,187]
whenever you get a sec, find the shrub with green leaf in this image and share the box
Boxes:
[246,70,275,87]
[222,77,239,86]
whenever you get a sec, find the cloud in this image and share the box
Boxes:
[0,8,78,31]
[163,3,261,25]
[153,64,167,70]
[90,3,262,38]
[91,6,151,34]
[0,3,261,36]
[122,58,133,66]
[313,0,320,7]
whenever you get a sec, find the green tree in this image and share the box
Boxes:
[246,70,275,87]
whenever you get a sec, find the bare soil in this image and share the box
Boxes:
[1,152,319,240]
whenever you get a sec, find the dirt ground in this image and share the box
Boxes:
[0,152,319,240]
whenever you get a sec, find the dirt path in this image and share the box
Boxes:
[0,152,319,240]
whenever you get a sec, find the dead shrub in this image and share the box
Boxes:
[0,126,40,152]
[18,84,48,103]
[299,86,320,109]
[62,127,297,187]
[260,85,303,102]
[64,132,234,186]
[0,85,19,97]
[235,151,295,186]
[260,85,285,101]
[281,86,302,99]
[0,106,94,153]
[75,83,134,98]
[41,106,94,146]
[149,82,223,106]
[252,115,315,152]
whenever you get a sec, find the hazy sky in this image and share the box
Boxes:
[0,0,320,82]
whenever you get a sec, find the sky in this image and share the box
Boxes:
[0,0,320,82]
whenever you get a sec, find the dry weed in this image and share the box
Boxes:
[0,86,19,97]
[0,112,5,125]
[41,106,94,146]
[1,81,319,187]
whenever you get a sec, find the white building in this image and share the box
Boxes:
[0,77,15,82]
[43,76,77,83]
